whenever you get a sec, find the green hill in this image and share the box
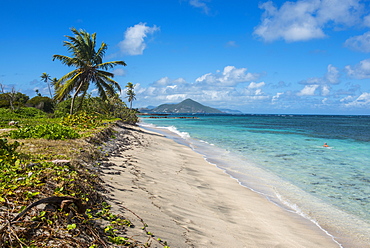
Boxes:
[151,99,223,114]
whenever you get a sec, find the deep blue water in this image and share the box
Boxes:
[139,114,370,247]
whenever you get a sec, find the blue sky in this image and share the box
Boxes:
[1,0,370,114]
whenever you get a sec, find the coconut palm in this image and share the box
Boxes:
[40,72,52,98]
[125,82,136,109]
[53,28,126,114]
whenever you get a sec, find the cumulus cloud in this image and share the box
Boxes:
[248,82,265,89]
[254,0,364,42]
[119,23,159,55]
[298,64,339,96]
[272,92,284,103]
[344,92,370,107]
[345,58,370,79]
[133,65,269,108]
[345,31,370,53]
[297,85,320,96]
[195,66,260,86]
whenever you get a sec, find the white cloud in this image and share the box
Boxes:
[325,64,340,84]
[188,0,210,14]
[134,66,269,108]
[316,0,363,26]
[272,92,284,103]
[154,77,172,86]
[345,31,370,53]
[344,92,370,107]
[254,0,364,42]
[298,64,339,96]
[119,23,159,55]
[321,85,331,96]
[345,58,370,79]
[195,66,260,86]
[297,85,320,96]
[248,82,265,89]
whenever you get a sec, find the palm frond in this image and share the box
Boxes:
[98,61,127,71]
[96,71,122,91]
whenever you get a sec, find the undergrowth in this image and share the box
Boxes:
[0,121,170,247]
[8,124,80,140]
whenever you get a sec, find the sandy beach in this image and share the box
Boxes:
[99,124,340,248]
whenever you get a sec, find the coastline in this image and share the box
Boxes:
[100,124,341,247]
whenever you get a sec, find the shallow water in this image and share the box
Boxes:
[140,114,370,247]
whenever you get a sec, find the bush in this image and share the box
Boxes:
[26,96,54,113]
[8,124,80,140]
[119,109,138,125]
[0,107,49,128]
[14,107,47,118]
[61,112,102,129]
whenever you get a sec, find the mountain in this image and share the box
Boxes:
[150,99,224,114]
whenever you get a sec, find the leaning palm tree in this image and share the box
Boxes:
[125,82,136,109]
[53,28,126,115]
[40,72,52,98]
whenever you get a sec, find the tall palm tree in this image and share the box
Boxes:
[53,28,126,115]
[125,82,136,109]
[40,72,52,98]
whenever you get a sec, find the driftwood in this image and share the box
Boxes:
[11,196,86,222]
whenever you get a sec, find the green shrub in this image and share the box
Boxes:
[14,107,48,118]
[61,112,102,129]
[26,96,54,113]
[8,124,80,140]
[119,109,138,124]
[0,107,48,128]
[0,107,46,119]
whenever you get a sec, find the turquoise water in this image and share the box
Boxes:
[139,114,370,247]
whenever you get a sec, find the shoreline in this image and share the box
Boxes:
[100,124,341,247]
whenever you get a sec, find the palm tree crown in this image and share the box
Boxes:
[53,28,126,114]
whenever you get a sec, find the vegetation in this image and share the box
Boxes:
[26,96,54,113]
[0,85,29,110]
[8,124,80,140]
[52,28,126,115]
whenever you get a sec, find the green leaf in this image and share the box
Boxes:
[67,224,77,230]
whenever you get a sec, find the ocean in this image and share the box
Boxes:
[139,114,370,247]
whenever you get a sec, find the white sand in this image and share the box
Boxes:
[100,124,340,248]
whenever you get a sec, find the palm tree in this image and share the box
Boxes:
[40,72,52,98]
[125,82,136,109]
[53,28,126,115]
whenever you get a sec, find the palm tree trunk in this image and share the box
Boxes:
[70,93,77,115]
[70,81,85,115]
[47,83,52,99]
[76,91,87,112]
